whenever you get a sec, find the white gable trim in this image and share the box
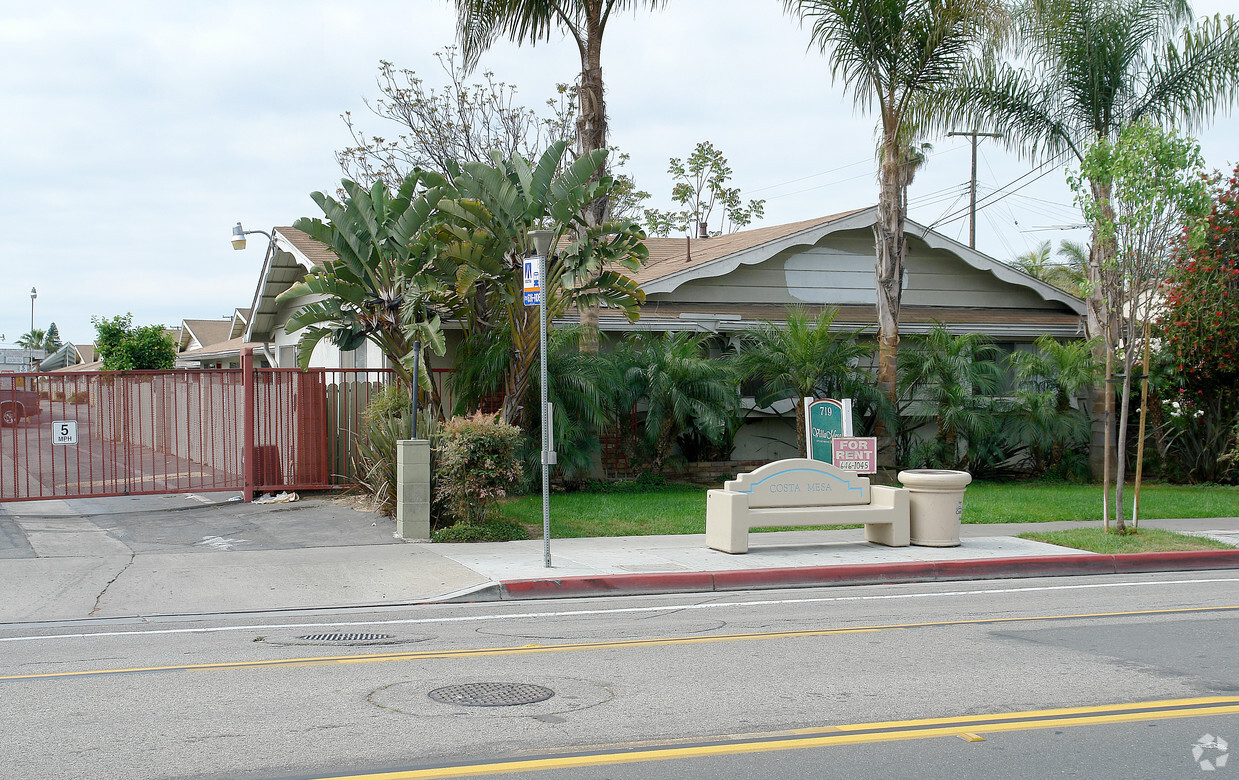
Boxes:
[905,217,1085,313]
[641,207,1085,316]
[244,229,319,343]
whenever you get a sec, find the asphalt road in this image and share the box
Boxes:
[2,572,1238,779]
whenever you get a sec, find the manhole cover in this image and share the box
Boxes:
[297,633,393,642]
[428,682,555,707]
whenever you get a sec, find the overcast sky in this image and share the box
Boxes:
[2,0,1236,346]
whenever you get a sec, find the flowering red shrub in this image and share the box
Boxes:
[1160,165,1239,392]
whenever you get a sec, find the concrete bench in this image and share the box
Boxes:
[705,458,910,554]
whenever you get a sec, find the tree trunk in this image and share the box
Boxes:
[796,400,807,459]
[1087,177,1117,479]
[650,417,677,475]
[1113,355,1133,533]
[576,10,607,352]
[874,128,905,465]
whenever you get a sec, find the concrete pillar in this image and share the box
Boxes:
[395,439,431,541]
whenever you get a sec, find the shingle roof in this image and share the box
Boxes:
[181,319,232,350]
[275,226,337,268]
[633,210,867,286]
[176,336,261,359]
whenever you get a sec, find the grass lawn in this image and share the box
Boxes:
[493,480,1239,539]
[1019,527,1236,554]
[963,481,1239,524]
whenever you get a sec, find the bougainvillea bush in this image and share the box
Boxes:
[1162,165,1239,389]
[1158,164,1239,482]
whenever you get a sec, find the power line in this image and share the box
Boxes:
[926,151,1071,232]
[946,130,1003,248]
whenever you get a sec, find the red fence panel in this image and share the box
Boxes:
[1,370,245,501]
[2,365,403,503]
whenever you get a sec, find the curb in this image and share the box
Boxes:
[489,549,1239,600]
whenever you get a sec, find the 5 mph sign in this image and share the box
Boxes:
[53,420,78,445]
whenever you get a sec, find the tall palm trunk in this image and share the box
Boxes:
[576,6,607,352]
[503,294,541,428]
[875,126,905,462]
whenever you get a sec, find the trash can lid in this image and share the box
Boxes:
[897,469,973,488]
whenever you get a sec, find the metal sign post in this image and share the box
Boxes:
[527,231,555,568]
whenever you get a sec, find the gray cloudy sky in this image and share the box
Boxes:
[2,1,1236,346]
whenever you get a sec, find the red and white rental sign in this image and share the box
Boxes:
[830,437,877,473]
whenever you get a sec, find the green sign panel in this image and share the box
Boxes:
[806,398,850,463]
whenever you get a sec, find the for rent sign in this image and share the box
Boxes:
[830,436,877,473]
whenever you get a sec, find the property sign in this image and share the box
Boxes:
[805,398,853,464]
[52,420,78,445]
[830,436,877,473]
[523,258,542,306]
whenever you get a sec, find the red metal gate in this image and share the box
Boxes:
[0,356,395,502]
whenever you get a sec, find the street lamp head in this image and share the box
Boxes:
[30,287,36,301]
[529,229,554,258]
[231,222,247,251]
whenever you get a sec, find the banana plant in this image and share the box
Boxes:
[278,170,451,406]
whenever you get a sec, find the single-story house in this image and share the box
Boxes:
[39,342,94,372]
[242,207,1085,459]
[175,309,267,369]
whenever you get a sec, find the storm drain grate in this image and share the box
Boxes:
[428,682,555,707]
[298,633,393,642]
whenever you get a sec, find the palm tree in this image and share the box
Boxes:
[16,329,46,351]
[898,324,1005,468]
[1013,240,1052,278]
[1011,240,1088,296]
[731,306,875,457]
[950,0,1239,340]
[430,141,647,427]
[616,332,738,474]
[1007,335,1099,474]
[1052,240,1088,296]
[453,0,668,346]
[784,0,1001,414]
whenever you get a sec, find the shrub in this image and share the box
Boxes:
[435,412,526,525]
[353,385,441,515]
[431,518,529,543]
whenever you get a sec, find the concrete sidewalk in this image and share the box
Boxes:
[0,492,1237,623]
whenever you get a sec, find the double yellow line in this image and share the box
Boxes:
[313,696,1239,778]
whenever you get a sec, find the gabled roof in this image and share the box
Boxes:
[245,226,327,343]
[39,341,90,372]
[179,318,232,351]
[637,206,1085,314]
[229,308,251,340]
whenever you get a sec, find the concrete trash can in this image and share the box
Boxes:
[897,469,973,547]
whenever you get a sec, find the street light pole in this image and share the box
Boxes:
[29,287,36,371]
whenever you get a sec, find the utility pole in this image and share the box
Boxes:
[947,130,1002,249]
